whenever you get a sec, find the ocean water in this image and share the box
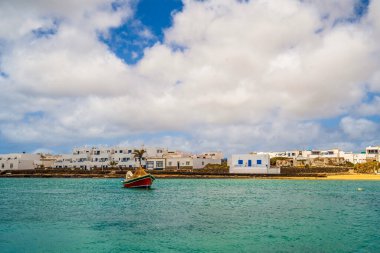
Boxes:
[0,178,379,253]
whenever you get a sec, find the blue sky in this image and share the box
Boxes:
[0,0,380,155]
[102,0,183,64]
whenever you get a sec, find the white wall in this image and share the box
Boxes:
[166,157,193,168]
[193,158,221,169]
[229,154,279,174]
[146,158,166,170]
[0,154,40,170]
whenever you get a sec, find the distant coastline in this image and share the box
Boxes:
[1,169,380,180]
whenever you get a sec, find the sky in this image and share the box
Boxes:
[0,0,380,155]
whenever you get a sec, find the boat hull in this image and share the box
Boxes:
[123,174,155,188]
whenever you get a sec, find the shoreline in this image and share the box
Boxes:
[1,172,380,180]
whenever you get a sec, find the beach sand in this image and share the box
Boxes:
[269,174,380,180]
[325,174,380,180]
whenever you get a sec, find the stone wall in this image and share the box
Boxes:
[281,166,351,174]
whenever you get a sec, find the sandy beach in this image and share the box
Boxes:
[268,174,380,181]
[325,174,380,180]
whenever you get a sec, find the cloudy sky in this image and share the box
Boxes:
[0,0,379,155]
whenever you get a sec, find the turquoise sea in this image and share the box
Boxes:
[0,178,379,253]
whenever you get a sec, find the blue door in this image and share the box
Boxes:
[248,160,252,167]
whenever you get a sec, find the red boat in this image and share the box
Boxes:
[123,168,155,188]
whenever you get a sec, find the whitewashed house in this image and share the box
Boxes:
[229,154,280,174]
[0,153,40,170]
[34,154,61,169]
[366,146,380,162]
[193,158,221,169]
[196,151,223,160]
[146,157,166,170]
[267,152,287,158]
[90,147,112,169]
[54,154,74,169]
[190,151,222,169]
[71,147,92,170]
[53,146,168,170]
[166,157,193,169]
[111,147,137,168]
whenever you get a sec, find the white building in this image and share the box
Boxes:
[166,157,193,169]
[192,158,221,169]
[34,154,61,169]
[341,152,367,164]
[191,151,223,169]
[0,153,40,170]
[196,151,223,160]
[146,158,166,170]
[366,146,380,161]
[268,148,368,165]
[229,154,280,174]
[90,147,112,169]
[111,147,139,169]
[53,146,168,170]
[266,152,286,158]
[71,147,92,169]
[54,154,74,169]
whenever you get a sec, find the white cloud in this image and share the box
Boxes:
[340,116,379,140]
[355,96,380,116]
[1,0,380,153]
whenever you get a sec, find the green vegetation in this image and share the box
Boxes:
[132,149,146,167]
[203,160,229,172]
[270,157,289,166]
[109,160,118,170]
[354,161,380,174]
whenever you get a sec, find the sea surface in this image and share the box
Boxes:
[0,178,379,253]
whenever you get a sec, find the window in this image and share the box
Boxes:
[238,160,243,165]
[10,163,13,169]
[257,160,262,165]
[168,162,172,166]
[156,161,163,168]
[146,161,154,168]
[248,160,252,167]
[1,164,4,169]
[128,150,132,154]
[186,161,190,166]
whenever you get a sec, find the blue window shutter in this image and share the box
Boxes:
[248,160,252,167]
[238,160,243,165]
[257,160,262,165]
